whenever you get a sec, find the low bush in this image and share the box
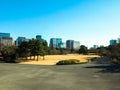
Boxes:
[4,54,17,63]
[56,59,82,65]
[112,58,120,64]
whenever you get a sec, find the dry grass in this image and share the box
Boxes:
[19,54,99,65]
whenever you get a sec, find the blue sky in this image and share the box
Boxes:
[0,0,120,47]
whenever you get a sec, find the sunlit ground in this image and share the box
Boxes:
[19,54,99,65]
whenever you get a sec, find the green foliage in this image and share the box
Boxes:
[28,39,42,56]
[112,58,120,64]
[79,45,88,55]
[17,41,30,58]
[4,54,16,63]
[40,49,47,60]
[108,44,120,64]
[88,45,120,64]
[108,44,120,58]
[56,59,80,65]
[89,46,109,56]
[17,38,48,60]
[42,41,48,51]
[89,48,99,54]
[98,48,109,56]
[0,46,17,63]
[88,44,120,64]
[48,47,80,55]
[40,49,46,56]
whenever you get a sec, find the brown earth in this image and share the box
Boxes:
[19,54,99,65]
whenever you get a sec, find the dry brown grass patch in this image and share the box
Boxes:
[19,54,99,65]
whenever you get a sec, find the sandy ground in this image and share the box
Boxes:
[19,54,99,65]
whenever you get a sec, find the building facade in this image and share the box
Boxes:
[60,42,66,48]
[72,41,80,50]
[110,39,117,45]
[66,40,74,49]
[93,45,98,49]
[0,33,13,46]
[15,37,27,46]
[66,40,80,50]
[0,33,10,38]
[117,36,120,43]
[36,35,46,42]
[49,38,62,48]
[0,37,13,46]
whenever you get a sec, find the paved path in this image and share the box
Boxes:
[0,63,120,90]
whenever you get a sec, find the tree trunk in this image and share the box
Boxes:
[34,56,35,60]
[30,55,31,60]
[26,57,27,60]
[43,56,45,60]
[37,55,39,61]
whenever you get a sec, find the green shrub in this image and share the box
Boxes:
[112,58,120,64]
[56,59,81,65]
[4,54,17,63]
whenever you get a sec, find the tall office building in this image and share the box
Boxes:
[0,37,13,46]
[60,42,66,48]
[49,38,62,48]
[0,32,10,37]
[117,36,120,43]
[72,41,80,50]
[15,37,27,46]
[66,40,74,49]
[110,39,117,45]
[36,35,46,42]
[0,32,13,46]
[66,40,80,50]
[93,45,98,49]
[50,38,56,48]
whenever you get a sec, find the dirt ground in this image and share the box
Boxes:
[19,54,99,65]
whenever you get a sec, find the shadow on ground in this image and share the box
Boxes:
[86,56,120,73]
[85,64,120,73]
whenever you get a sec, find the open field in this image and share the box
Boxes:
[19,54,99,65]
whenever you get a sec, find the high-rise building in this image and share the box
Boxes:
[49,38,62,48]
[0,32,10,38]
[110,39,117,45]
[56,38,62,48]
[66,40,74,49]
[36,35,46,42]
[0,32,13,46]
[50,38,56,48]
[72,41,80,50]
[117,36,120,43]
[60,42,66,48]
[15,37,27,46]
[93,45,98,49]
[0,37,13,46]
[66,40,80,50]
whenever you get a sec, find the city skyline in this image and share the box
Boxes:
[0,32,120,49]
[0,0,120,47]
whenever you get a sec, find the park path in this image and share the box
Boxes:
[0,63,120,90]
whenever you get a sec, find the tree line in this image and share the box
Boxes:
[0,38,48,62]
[89,43,120,64]
[17,38,48,61]
[0,39,89,62]
[0,38,120,64]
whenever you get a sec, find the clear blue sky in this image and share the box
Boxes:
[0,0,120,47]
